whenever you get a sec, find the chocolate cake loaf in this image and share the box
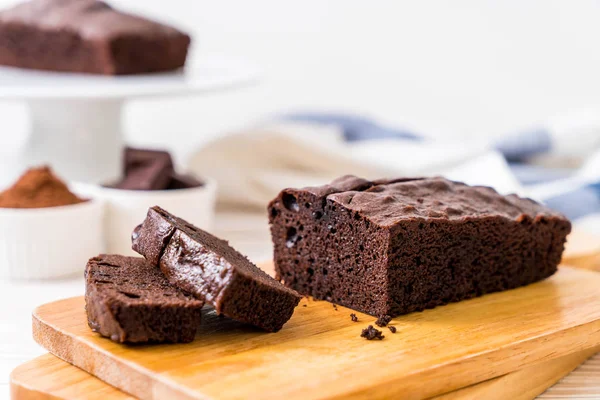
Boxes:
[132,206,302,332]
[268,176,571,317]
[0,0,190,75]
[85,254,203,343]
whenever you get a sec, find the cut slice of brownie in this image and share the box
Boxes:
[268,175,572,317]
[85,254,203,344]
[0,0,190,75]
[132,206,302,332]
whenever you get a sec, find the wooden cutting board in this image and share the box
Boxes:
[10,348,598,400]
[562,230,600,271]
[31,263,600,400]
[10,354,134,400]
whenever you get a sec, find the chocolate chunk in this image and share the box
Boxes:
[166,173,204,190]
[0,0,190,75]
[124,148,173,177]
[108,148,202,191]
[268,175,571,317]
[360,325,384,340]
[111,147,174,190]
[132,206,302,332]
[375,315,392,327]
[85,254,203,344]
[388,326,397,333]
[350,313,358,322]
[111,161,173,191]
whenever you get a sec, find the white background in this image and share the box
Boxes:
[2,0,600,160]
[2,1,600,398]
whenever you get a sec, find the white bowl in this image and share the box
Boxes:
[0,199,105,280]
[75,177,217,256]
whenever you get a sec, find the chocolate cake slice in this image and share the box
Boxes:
[268,176,571,317]
[132,206,302,332]
[85,254,203,343]
[0,0,190,75]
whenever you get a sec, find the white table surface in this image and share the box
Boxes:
[0,210,598,399]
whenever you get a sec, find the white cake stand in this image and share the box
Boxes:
[0,55,259,184]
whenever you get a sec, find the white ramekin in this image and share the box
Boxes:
[74,177,217,256]
[0,199,105,280]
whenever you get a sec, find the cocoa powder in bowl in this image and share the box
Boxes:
[0,166,86,208]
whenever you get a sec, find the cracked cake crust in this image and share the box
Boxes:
[268,175,571,317]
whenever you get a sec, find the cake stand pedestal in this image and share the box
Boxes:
[26,99,124,183]
[0,55,259,184]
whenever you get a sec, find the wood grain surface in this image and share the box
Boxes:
[10,354,133,400]
[562,230,600,272]
[30,264,600,400]
[11,347,598,400]
[432,347,599,400]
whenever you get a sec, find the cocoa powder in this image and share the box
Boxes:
[0,166,86,208]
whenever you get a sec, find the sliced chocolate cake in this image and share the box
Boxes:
[85,254,203,344]
[0,0,190,74]
[268,176,571,317]
[132,206,302,332]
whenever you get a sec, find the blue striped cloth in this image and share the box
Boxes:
[543,183,600,220]
[285,113,421,142]
[284,112,598,221]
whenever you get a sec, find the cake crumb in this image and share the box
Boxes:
[375,315,392,327]
[361,325,384,340]
[388,326,397,333]
[350,313,358,322]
